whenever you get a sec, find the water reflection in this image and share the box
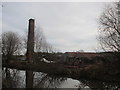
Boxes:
[2,69,120,89]
[2,68,22,88]
[33,72,67,88]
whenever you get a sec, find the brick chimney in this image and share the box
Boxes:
[26,19,35,63]
[26,19,35,88]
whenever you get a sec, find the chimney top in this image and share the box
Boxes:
[29,18,34,21]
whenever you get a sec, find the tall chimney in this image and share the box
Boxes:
[26,19,35,63]
[26,19,35,88]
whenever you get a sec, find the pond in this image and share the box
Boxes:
[2,68,120,89]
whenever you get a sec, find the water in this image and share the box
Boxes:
[14,70,82,88]
[2,68,120,89]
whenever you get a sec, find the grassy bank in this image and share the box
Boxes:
[3,60,120,82]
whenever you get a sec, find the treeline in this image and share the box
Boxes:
[1,27,58,62]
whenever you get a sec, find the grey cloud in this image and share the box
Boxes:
[2,2,107,52]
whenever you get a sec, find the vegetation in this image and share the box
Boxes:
[98,1,120,78]
[2,31,22,62]
[98,2,120,52]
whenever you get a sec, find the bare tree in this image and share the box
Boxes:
[34,27,55,53]
[2,31,22,84]
[24,27,55,53]
[34,28,45,52]
[98,2,120,52]
[2,31,22,61]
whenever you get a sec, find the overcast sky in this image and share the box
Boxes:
[2,2,111,52]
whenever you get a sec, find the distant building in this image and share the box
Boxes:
[62,52,101,65]
[64,52,99,59]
